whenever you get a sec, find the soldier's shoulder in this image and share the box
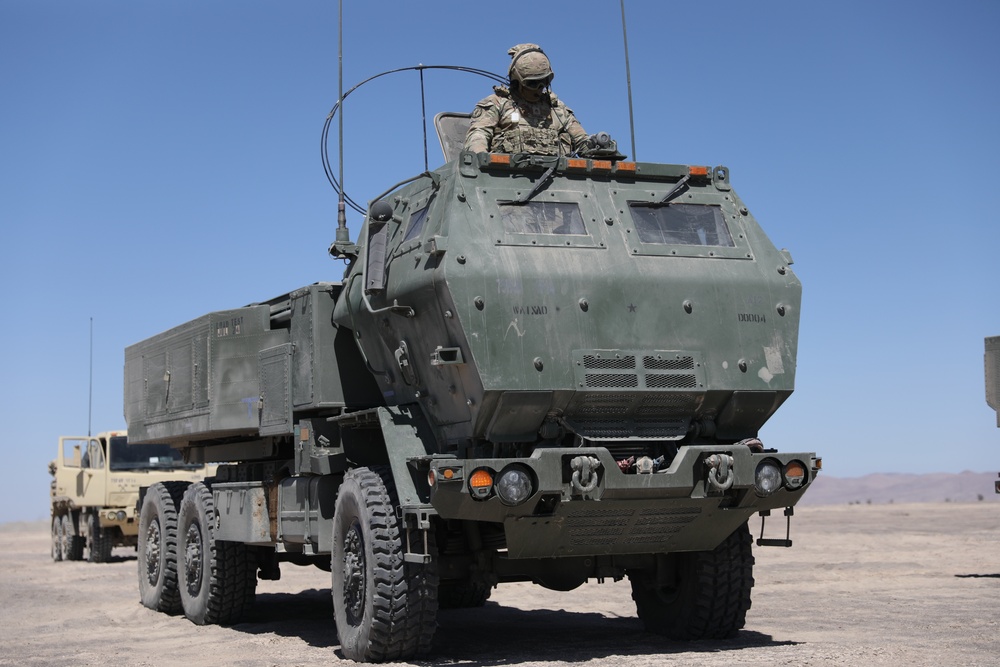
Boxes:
[473,88,508,109]
[547,92,571,109]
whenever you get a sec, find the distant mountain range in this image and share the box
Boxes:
[798,471,1000,505]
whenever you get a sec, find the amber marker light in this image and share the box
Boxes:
[689,165,709,176]
[489,154,511,166]
[566,158,588,170]
[429,467,459,487]
[614,162,636,173]
[591,160,612,171]
[784,460,807,490]
[469,468,495,500]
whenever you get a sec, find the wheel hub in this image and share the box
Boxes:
[144,519,162,585]
[184,523,203,595]
[342,522,366,625]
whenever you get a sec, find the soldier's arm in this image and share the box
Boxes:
[464,98,501,153]
[561,106,590,154]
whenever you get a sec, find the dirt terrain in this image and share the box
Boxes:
[2,502,997,666]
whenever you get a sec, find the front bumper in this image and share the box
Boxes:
[98,506,138,537]
[426,444,818,559]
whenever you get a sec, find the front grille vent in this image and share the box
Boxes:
[566,507,702,547]
[577,351,701,391]
[584,355,636,370]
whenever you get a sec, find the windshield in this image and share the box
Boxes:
[628,203,734,247]
[499,201,586,236]
[108,436,198,470]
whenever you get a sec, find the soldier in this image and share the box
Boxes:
[464,43,591,157]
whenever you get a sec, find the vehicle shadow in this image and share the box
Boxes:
[94,554,136,564]
[234,591,800,662]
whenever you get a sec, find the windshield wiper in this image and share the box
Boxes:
[631,174,690,208]
[498,164,558,206]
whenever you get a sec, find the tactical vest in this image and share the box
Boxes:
[490,92,572,156]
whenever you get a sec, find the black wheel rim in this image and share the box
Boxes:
[144,519,162,586]
[184,522,203,596]
[342,520,366,626]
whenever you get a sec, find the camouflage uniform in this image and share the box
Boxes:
[464,85,590,156]
[464,43,589,157]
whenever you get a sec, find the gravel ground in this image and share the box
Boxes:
[2,502,998,666]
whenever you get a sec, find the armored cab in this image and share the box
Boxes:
[125,120,818,661]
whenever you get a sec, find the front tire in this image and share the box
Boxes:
[332,467,438,662]
[138,481,189,613]
[629,522,754,640]
[177,482,257,625]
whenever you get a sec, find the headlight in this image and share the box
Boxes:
[755,460,782,496]
[495,466,535,506]
[784,460,807,490]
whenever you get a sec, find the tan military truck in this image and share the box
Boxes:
[49,430,212,562]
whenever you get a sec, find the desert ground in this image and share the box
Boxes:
[1,502,998,666]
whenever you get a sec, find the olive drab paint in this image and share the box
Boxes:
[125,123,819,660]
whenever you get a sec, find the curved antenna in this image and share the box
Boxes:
[322,64,506,215]
[620,0,638,161]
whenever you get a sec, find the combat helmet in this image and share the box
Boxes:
[508,43,553,88]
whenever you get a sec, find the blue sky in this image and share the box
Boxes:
[2,0,998,523]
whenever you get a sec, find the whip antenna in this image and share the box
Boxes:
[620,0,637,161]
[88,317,93,437]
[334,0,350,247]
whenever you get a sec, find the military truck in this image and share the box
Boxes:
[986,336,999,492]
[125,110,820,661]
[49,430,210,562]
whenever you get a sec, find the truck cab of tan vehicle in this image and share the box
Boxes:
[49,430,210,562]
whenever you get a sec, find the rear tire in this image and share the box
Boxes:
[51,515,64,562]
[63,513,84,561]
[629,522,754,640]
[87,512,113,563]
[438,580,491,609]
[138,481,189,613]
[177,482,257,625]
[331,467,438,662]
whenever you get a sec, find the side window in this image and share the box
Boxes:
[86,441,105,469]
[402,206,429,243]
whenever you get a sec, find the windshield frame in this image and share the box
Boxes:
[616,188,754,260]
[489,186,604,249]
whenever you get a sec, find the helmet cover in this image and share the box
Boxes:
[508,43,554,86]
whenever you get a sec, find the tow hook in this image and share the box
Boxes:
[704,453,735,491]
[570,456,602,496]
